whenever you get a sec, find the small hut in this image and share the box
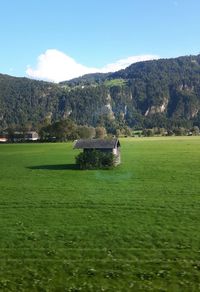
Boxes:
[74,138,121,165]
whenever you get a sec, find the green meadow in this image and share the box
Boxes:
[0,137,200,291]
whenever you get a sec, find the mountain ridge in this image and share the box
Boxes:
[1,53,200,131]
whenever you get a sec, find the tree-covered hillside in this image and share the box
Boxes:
[0,74,61,129]
[1,54,200,131]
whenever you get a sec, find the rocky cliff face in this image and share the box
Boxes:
[145,97,169,116]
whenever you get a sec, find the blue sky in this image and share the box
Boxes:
[1,0,200,82]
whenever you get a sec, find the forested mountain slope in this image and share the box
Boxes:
[1,54,200,131]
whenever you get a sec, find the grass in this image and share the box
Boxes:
[104,78,127,87]
[0,137,200,291]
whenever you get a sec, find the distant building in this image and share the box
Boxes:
[74,138,121,165]
[7,131,39,142]
[24,131,39,141]
[0,131,39,142]
[0,135,7,143]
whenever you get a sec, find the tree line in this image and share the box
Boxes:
[1,118,199,143]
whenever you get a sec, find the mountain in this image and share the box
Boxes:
[60,72,110,86]
[1,54,200,131]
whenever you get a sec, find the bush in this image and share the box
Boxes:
[75,149,115,169]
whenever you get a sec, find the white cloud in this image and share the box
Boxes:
[26,49,97,83]
[101,55,159,73]
[26,49,159,83]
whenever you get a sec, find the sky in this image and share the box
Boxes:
[1,0,200,82]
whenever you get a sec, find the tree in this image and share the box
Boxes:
[39,119,78,141]
[77,126,95,139]
[191,126,199,135]
[173,127,187,136]
[95,126,107,139]
[120,126,132,137]
[7,127,15,142]
[142,128,155,137]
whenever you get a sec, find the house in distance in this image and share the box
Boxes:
[74,138,121,166]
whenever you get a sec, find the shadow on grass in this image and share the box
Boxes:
[27,164,79,171]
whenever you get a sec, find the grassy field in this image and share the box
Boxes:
[0,137,200,291]
[103,78,127,87]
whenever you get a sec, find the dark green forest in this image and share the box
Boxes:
[1,54,200,132]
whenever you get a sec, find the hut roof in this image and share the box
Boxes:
[74,138,120,149]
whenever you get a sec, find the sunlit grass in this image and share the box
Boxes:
[0,137,200,290]
[104,78,127,87]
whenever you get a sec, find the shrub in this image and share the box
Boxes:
[75,149,115,169]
